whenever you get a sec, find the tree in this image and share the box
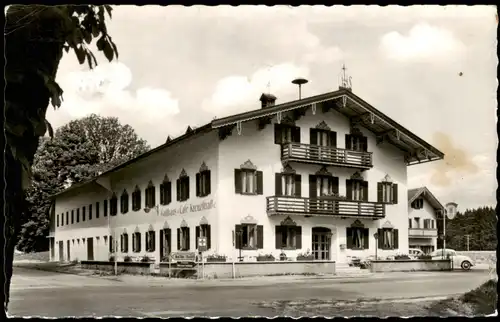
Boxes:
[17,115,150,253]
[4,5,119,311]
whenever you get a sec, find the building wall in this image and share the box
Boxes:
[408,196,438,251]
[53,131,220,263]
[217,107,409,262]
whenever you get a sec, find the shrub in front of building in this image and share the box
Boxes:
[257,254,275,262]
[206,254,227,262]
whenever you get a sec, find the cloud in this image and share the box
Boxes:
[202,63,310,117]
[379,22,466,62]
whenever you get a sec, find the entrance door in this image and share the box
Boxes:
[87,237,94,260]
[58,241,64,262]
[66,240,71,262]
[312,227,331,260]
[160,228,172,261]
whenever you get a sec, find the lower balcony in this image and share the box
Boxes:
[408,228,438,238]
[266,196,385,219]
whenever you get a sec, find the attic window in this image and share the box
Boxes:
[412,198,424,210]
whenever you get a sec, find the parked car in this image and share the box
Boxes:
[409,248,424,259]
[430,248,475,270]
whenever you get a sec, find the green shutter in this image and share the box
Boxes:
[393,229,399,249]
[207,225,211,250]
[234,169,242,194]
[196,173,201,197]
[294,174,302,197]
[392,184,398,204]
[295,226,302,249]
[363,228,369,249]
[346,227,353,249]
[275,226,282,249]
[377,229,384,250]
[377,183,383,202]
[256,171,263,195]
[257,225,264,249]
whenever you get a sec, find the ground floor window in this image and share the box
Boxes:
[235,224,263,250]
[132,232,141,252]
[195,224,211,250]
[109,236,115,253]
[177,227,190,251]
[121,233,129,253]
[378,228,399,250]
[346,227,369,250]
[146,231,156,252]
[275,226,302,249]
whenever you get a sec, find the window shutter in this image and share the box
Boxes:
[310,129,318,145]
[185,177,190,200]
[196,173,201,197]
[234,169,242,194]
[362,181,369,201]
[309,175,317,198]
[274,124,282,144]
[138,234,142,252]
[393,229,399,249]
[377,183,383,202]
[205,170,211,196]
[160,229,164,256]
[329,131,337,147]
[345,134,352,150]
[346,228,353,249]
[257,225,264,249]
[377,229,383,249]
[166,182,172,204]
[392,184,398,204]
[110,236,114,253]
[292,126,301,143]
[176,179,181,201]
[275,173,282,196]
[294,174,302,197]
[331,176,339,194]
[346,180,353,200]
[132,234,136,252]
[256,171,263,195]
[235,225,242,249]
[120,235,123,252]
[361,136,368,152]
[275,226,282,249]
[186,228,190,250]
[160,183,165,205]
[363,228,369,249]
[295,226,302,249]
[207,225,211,250]
[177,228,180,250]
[195,226,200,249]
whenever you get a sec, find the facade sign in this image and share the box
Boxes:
[160,199,216,217]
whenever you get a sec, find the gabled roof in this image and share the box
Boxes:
[408,187,445,212]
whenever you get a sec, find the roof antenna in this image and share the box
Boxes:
[338,63,352,91]
[292,78,308,100]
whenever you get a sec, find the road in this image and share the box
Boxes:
[8,266,492,317]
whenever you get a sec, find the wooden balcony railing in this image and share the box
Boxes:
[408,228,438,237]
[266,196,385,219]
[281,143,373,169]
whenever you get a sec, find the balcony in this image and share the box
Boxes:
[408,228,438,238]
[266,196,385,220]
[281,143,373,170]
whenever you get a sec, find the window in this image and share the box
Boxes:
[88,204,92,220]
[82,206,86,221]
[316,176,337,197]
[104,199,108,217]
[347,225,369,250]
[310,128,337,147]
[177,175,190,202]
[72,210,75,224]
[345,134,367,152]
[132,186,141,211]
[120,190,129,214]
[414,217,420,228]
[234,169,263,195]
[408,218,412,229]
[431,220,435,229]
[377,228,399,250]
[95,202,100,219]
[121,233,129,252]
[146,231,156,252]
[275,226,302,249]
[411,198,424,209]
[423,219,431,229]
[110,194,118,216]
[275,173,300,197]
[57,214,60,227]
[377,182,398,204]
[145,181,156,208]
[195,224,211,250]
[274,124,300,144]
[196,170,211,197]
[109,236,115,253]
[235,224,264,250]
[347,180,368,201]
[160,176,172,205]
[132,232,141,252]
[177,227,190,251]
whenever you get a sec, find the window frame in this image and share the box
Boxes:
[120,190,129,214]
[146,230,156,252]
[121,233,129,253]
[241,224,257,250]
[132,232,141,253]
[196,170,211,198]
[145,181,156,208]
[179,227,190,251]
[132,186,142,211]
[177,176,190,202]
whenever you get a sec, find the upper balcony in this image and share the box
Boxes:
[281,143,373,170]
[408,228,438,238]
[266,196,385,220]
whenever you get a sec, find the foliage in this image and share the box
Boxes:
[140,255,152,263]
[17,115,150,253]
[109,256,115,262]
[394,254,411,260]
[439,206,497,251]
[460,279,497,315]
[123,255,132,262]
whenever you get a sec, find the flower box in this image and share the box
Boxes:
[206,256,227,263]
[257,255,275,262]
[296,255,314,261]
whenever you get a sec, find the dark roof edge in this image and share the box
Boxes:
[50,123,213,200]
[408,186,445,211]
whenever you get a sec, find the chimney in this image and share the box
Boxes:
[259,93,277,109]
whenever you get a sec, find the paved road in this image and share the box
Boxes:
[8,266,492,317]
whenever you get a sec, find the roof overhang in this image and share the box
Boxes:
[211,88,444,166]
[408,187,445,212]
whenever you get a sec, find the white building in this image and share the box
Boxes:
[407,187,444,254]
[47,81,444,264]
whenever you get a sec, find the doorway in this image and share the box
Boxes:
[87,237,94,260]
[312,227,331,260]
[66,240,71,262]
[160,228,172,261]
[58,241,64,262]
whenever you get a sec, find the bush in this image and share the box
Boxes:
[418,255,433,260]
[109,256,115,262]
[140,255,152,263]
[394,254,411,260]
[123,255,132,262]
[460,279,497,315]
[257,254,275,262]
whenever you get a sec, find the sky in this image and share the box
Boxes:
[47,5,498,211]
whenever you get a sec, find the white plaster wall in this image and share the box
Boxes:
[408,197,438,249]
[218,107,409,262]
[53,131,220,263]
